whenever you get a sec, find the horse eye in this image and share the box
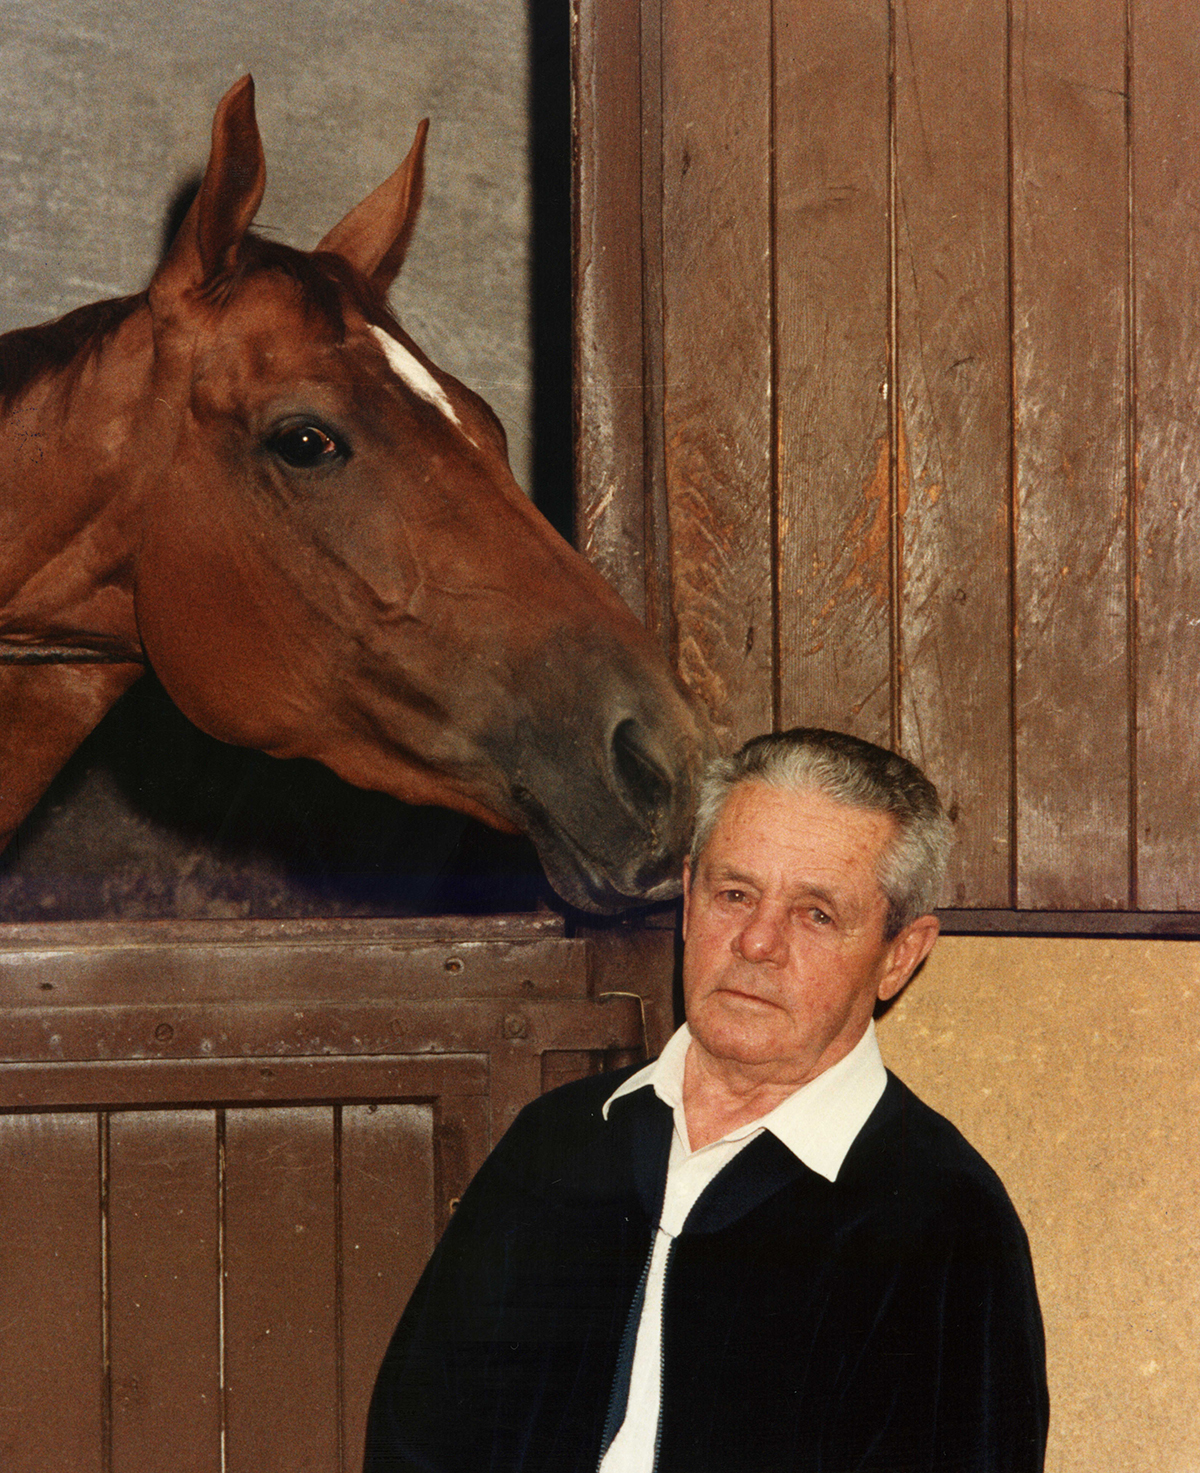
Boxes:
[266,423,348,470]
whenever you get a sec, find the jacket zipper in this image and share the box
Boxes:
[597,1240,655,1469]
[650,1236,678,1473]
[597,1231,678,1473]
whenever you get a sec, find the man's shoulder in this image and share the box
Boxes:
[508,1060,647,1135]
[852,1071,1029,1239]
[461,1061,664,1221]
[485,1061,653,1177]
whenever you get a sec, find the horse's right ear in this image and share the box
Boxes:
[315,120,429,295]
[150,75,266,306]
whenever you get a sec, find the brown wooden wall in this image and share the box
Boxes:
[575,0,1200,919]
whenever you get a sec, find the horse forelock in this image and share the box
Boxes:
[0,294,144,402]
[212,234,381,342]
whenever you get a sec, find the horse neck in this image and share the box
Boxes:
[0,298,163,657]
[0,660,144,851]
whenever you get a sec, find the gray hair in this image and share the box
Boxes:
[689,728,953,939]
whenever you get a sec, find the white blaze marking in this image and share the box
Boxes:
[369,324,463,431]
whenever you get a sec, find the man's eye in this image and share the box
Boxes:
[810,908,832,926]
[719,889,748,905]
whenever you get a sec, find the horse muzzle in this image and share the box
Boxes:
[501,699,712,914]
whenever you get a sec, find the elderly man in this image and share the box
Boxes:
[364,729,1049,1472]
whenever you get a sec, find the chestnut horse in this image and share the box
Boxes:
[0,77,708,913]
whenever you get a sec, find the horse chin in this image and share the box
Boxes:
[506,788,686,916]
[535,841,684,915]
[545,857,684,916]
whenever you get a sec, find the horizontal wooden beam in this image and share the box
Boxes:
[936,909,1200,938]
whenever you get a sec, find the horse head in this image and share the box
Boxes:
[115,77,709,912]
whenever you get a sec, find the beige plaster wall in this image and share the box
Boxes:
[876,936,1199,1473]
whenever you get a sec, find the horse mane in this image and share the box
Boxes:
[0,294,144,401]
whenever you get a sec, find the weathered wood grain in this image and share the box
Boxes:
[1131,0,1200,908]
[107,1109,222,1471]
[0,1112,103,1473]
[638,0,673,649]
[1010,0,1132,908]
[574,0,650,621]
[893,0,1014,906]
[774,0,893,742]
[340,1103,438,1472]
[660,0,774,743]
[223,1107,340,1472]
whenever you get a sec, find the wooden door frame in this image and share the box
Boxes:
[573,0,668,641]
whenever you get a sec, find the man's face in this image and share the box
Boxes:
[681,781,938,1088]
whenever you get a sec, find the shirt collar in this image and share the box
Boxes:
[603,1019,887,1183]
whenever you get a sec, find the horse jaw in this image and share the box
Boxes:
[312,655,709,916]
[132,487,708,916]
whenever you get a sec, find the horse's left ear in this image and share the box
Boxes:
[316,120,429,294]
[151,75,266,302]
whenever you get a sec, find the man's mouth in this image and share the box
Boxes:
[715,985,779,1009]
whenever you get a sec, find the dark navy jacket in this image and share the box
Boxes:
[363,1066,1048,1472]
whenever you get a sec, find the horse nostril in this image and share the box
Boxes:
[610,718,673,820]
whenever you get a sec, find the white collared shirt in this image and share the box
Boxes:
[596,1021,888,1473]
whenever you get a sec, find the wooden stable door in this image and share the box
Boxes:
[575,0,1200,925]
[2,1099,447,1472]
[0,916,647,1472]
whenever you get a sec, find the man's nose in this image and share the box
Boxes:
[734,903,789,965]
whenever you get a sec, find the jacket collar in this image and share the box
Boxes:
[604,1021,887,1184]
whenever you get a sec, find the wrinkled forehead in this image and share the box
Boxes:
[698,779,899,878]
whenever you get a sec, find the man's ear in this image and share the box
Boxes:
[681,856,693,941]
[877,913,940,1004]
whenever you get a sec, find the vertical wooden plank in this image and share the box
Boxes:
[490,1042,545,1142]
[893,0,1013,906]
[584,921,676,1056]
[223,1106,339,1473]
[660,0,774,744]
[639,0,673,648]
[107,1109,221,1472]
[1131,0,1200,908]
[434,1092,491,1234]
[340,1103,437,1473]
[774,0,893,742]
[0,1112,103,1473]
[574,0,650,622]
[1011,0,1131,908]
